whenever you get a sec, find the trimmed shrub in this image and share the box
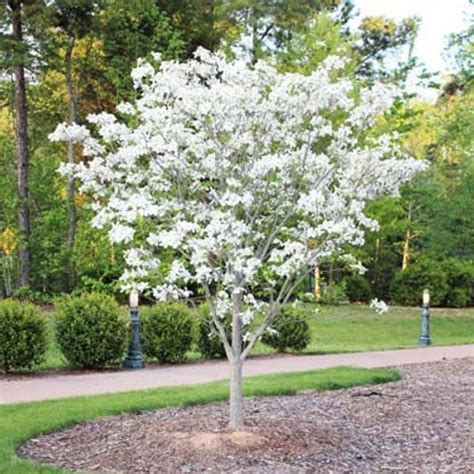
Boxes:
[197,303,231,359]
[55,293,128,368]
[391,258,474,308]
[345,275,373,303]
[0,299,48,372]
[390,260,449,306]
[446,288,471,308]
[141,303,194,363]
[444,258,474,307]
[262,306,311,352]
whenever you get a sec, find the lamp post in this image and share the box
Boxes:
[418,288,432,346]
[123,290,145,369]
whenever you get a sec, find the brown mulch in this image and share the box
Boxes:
[18,358,474,473]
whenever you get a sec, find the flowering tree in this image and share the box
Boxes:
[50,49,425,428]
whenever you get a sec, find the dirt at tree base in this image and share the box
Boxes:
[168,430,267,452]
[18,358,473,473]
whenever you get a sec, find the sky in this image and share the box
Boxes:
[355,0,472,74]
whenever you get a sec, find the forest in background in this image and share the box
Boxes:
[0,0,472,307]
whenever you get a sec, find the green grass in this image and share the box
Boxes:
[36,313,66,371]
[0,365,400,474]
[36,304,474,371]
[252,304,474,355]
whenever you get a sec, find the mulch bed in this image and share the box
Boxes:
[18,358,473,473]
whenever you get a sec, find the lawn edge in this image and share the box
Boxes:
[1,366,400,474]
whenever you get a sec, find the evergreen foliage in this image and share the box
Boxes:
[55,292,128,368]
[345,275,373,303]
[262,306,311,352]
[141,303,194,363]
[0,299,47,372]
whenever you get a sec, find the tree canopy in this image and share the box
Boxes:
[0,1,472,310]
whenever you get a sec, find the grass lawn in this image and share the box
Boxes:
[253,304,474,355]
[37,304,474,371]
[0,365,400,474]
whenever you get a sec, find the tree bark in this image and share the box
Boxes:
[63,35,78,291]
[11,0,31,288]
[229,280,244,428]
[374,238,381,265]
[314,264,321,302]
[229,355,244,428]
[328,262,334,303]
[402,205,415,271]
[372,237,381,291]
[401,228,411,271]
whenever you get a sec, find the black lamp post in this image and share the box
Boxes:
[418,288,432,346]
[123,290,145,369]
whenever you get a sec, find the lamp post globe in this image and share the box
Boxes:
[419,288,432,346]
[123,290,145,369]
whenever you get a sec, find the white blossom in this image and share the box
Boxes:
[50,49,425,355]
[109,223,134,243]
[49,123,90,143]
[166,261,191,284]
[370,298,389,315]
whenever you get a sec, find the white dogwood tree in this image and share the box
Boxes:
[50,49,425,428]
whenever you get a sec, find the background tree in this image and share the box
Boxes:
[3,1,31,287]
[444,0,473,87]
[48,0,103,290]
[224,0,349,63]
[98,0,186,103]
[156,0,234,55]
[355,15,419,81]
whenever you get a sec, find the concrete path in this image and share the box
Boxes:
[1,345,472,405]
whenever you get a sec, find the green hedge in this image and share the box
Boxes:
[0,299,48,372]
[262,306,311,352]
[141,303,194,363]
[444,258,474,307]
[390,257,473,307]
[55,293,128,368]
[345,275,373,303]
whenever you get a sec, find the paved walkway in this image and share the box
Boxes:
[1,345,472,405]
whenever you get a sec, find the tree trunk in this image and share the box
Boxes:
[402,205,413,271]
[401,228,411,271]
[375,238,381,265]
[328,262,334,303]
[11,0,31,288]
[63,35,78,291]
[229,355,244,428]
[373,237,381,291]
[314,264,321,302]
[229,281,244,428]
[205,0,217,51]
